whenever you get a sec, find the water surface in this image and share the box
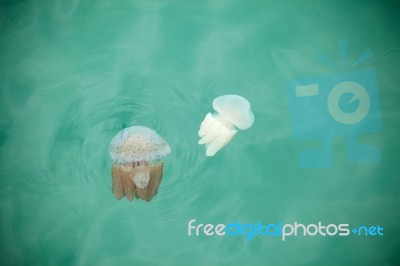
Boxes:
[0,0,400,265]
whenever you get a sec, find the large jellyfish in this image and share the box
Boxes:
[109,126,171,201]
[198,95,254,156]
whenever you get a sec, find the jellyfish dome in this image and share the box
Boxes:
[109,126,171,202]
[110,126,171,165]
[198,95,254,156]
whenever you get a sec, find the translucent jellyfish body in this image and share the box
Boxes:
[198,95,254,156]
[109,126,171,201]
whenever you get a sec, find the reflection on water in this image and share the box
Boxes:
[0,0,400,265]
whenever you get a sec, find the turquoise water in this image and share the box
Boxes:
[1,0,400,265]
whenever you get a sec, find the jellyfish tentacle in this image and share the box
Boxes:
[136,161,163,202]
[133,172,150,188]
[199,114,226,144]
[198,131,217,145]
[206,130,236,156]
[124,175,136,201]
[131,164,150,189]
[199,113,214,136]
[148,161,163,197]
[198,113,237,155]
[111,164,126,200]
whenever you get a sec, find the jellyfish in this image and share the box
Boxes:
[109,126,171,202]
[198,95,254,156]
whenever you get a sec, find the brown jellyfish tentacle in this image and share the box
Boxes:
[111,164,137,201]
[123,170,136,201]
[135,161,163,202]
[131,160,151,189]
[111,164,126,200]
[111,160,164,202]
[135,162,149,201]
[148,161,163,197]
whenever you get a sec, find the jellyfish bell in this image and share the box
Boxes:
[198,95,254,156]
[213,95,254,130]
[109,126,171,201]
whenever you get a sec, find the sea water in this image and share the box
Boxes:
[0,0,399,265]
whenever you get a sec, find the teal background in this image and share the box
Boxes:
[1,0,399,265]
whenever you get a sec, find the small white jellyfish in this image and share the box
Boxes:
[109,126,171,201]
[198,95,254,156]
